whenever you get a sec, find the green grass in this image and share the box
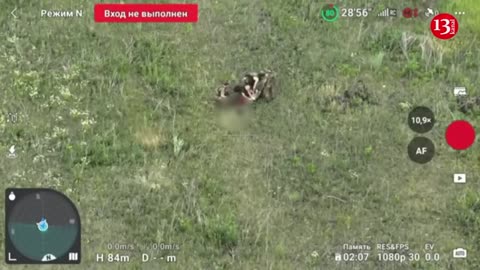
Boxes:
[0,0,479,269]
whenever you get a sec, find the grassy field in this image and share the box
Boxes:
[1,0,479,269]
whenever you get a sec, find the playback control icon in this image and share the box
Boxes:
[453,174,466,184]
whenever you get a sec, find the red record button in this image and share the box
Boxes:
[445,120,476,150]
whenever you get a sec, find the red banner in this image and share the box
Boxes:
[94,3,198,23]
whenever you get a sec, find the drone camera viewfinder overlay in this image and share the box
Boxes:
[1,1,480,269]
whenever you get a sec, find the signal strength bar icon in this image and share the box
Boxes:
[377,8,397,17]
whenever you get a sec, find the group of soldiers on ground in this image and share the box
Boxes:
[213,71,480,115]
[214,70,275,107]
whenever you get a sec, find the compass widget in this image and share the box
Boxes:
[5,188,81,264]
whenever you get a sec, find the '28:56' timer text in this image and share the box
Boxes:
[341,7,372,17]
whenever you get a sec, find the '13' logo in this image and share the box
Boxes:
[430,13,458,39]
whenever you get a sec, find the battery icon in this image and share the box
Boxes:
[321,4,340,22]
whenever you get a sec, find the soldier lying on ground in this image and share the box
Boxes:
[323,80,377,112]
[215,70,275,106]
[247,70,275,101]
[457,95,480,114]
